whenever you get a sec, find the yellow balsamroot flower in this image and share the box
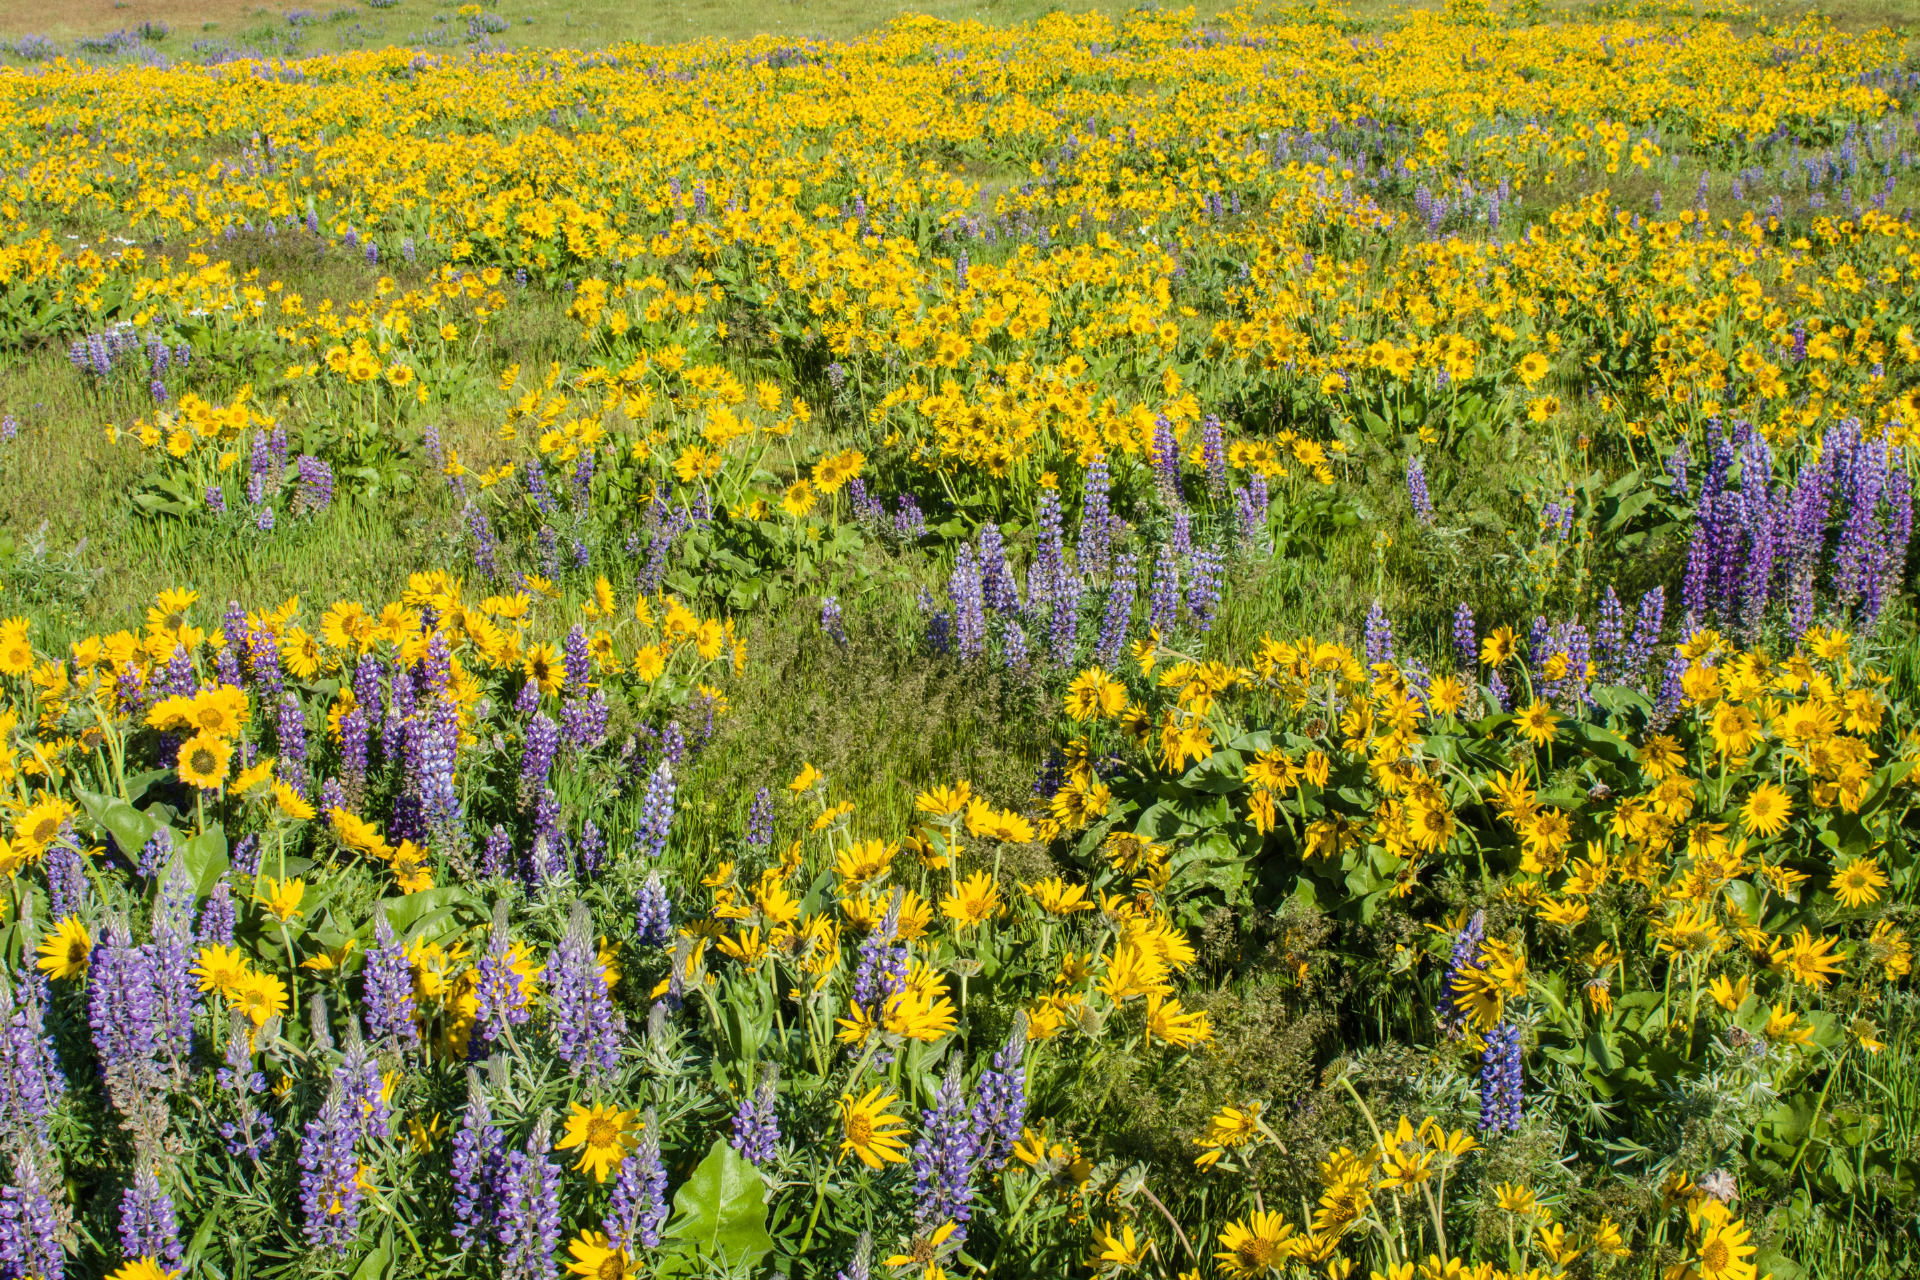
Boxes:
[1740,783,1792,838]
[1194,1102,1264,1168]
[564,1232,632,1280]
[1095,1222,1148,1267]
[1022,876,1092,915]
[1063,667,1126,721]
[1686,1199,1758,1280]
[14,797,74,857]
[781,479,817,518]
[1830,856,1887,908]
[255,876,306,922]
[232,757,276,795]
[232,971,290,1027]
[193,944,253,998]
[274,781,316,821]
[37,916,92,980]
[838,1086,911,1168]
[108,1260,180,1280]
[1769,927,1844,989]
[556,1103,635,1182]
[1213,1210,1303,1276]
[1144,992,1211,1047]
[940,870,1001,928]
[1707,974,1749,1011]
[176,732,233,790]
[1512,700,1561,747]
[524,643,566,696]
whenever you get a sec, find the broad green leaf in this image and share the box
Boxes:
[73,784,161,859]
[180,827,230,899]
[662,1139,776,1269]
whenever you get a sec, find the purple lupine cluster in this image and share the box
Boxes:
[1094,551,1138,669]
[472,918,531,1053]
[519,714,560,809]
[969,1015,1027,1172]
[1148,544,1179,635]
[1439,910,1486,1038]
[635,873,674,947]
[362,916,418,1048]
[1681,420,1912,637]
[633,762,674,859]
[339,1041,391,1142]
[1651,648,1690,729]
[1451,603,1477,671]
[977,524,1019,613]
[451,1080,503,1250]
[0,1149,65,1280]
[577,818,606,875]
[1150,416,1183,504]
[215,1018,275,1160]
[298,1090,362,1253]
[1200,418,1228,499]
[949,544,987,661]
[1592,586,1626,685]
[1028,488,1081,664]
[1478,1022,1524,1133]
[561,690,609,751]
[912,1059,980,1243]
[745,787,774,850]
[851,894,909,1013]
[292,455,334,516]
[1186,545,1224,632]
[481,825,514,878]
[605,1108,669,1253]
[1363,599,1394,669]
[820,596,848,647]
[44,841,89,919]
[893,494,927,540]
[469,507,500,580]
[1078,457,1113,577]
[117,1166,180,1262]
[497,1122,563,1280]
[547,903,623,1075]
[0,971,65,1137]
[1233,473,1269,547]
[277,691,309,796]
[196,878,236,946]
[1406,454,1435,525]
[730,1073,781,1165]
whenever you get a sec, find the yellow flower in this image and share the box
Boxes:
[1513,700,1561,747]
[232,971,290,1027]
[564,1231,631,1280]
[255,876,306,921]
[1830,856,1888,908]
[176,732,233,789]
[556,1103,636,1182]
[1740,783,1792,838]
[193,943,253,997]
[940,871,1002,928]
[524,643,567,696]
[36,916,92,980]
[781,479,817,517]
[1096,1222,1149,1267]
[1213,1210,1302,1276]
[837,1086,911,1168]
[109,1260,181,1280]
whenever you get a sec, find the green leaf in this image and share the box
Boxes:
[661,1139,776,1269]
[349,1230,391,1280]
[180,827,230,899]
[73,783,161,859]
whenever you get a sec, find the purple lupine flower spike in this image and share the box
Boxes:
[911,1056,979,1244]
[546,902,623,1075]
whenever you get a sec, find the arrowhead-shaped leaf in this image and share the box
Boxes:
[661,1139,775,1269]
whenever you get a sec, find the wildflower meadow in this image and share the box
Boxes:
[0,0,1918,1278]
